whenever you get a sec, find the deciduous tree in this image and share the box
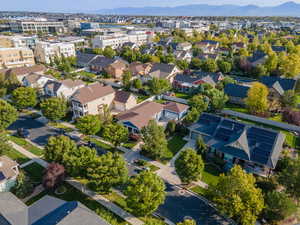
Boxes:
[148,77,171,95]
[102,123,128,148]
[43,163,65,190]
[76,115,101,135]
[0,99,18,131]
[12,87,37,109]
[40,97,68,121]
[245,82,269,115]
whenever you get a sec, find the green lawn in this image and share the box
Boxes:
[48,122,74,133]
[174,92,192,100]
[224,103,248,113]
[26,182,128,225]
[269,114,282,122]
[3,147,30,164]
[122,141,137,149]
[9,135,44,156]
[164,135,187,161]
[22,162,45,184]
[137,94,150,103]
[202,163,222,186]
[190,185,207,196]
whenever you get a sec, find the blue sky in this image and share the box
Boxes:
[2,0,300,12]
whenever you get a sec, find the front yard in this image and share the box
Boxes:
[22,162,45,185]
[3,147,30,164]
[9,135,44,156]
[163,135,187,162]
[201,163,222,186]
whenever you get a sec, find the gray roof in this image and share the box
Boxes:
[0,193,110,225]
[190,113,285,168]
[76,52,98,67]
[149,63,177,79]
[260,76,296,92]
[224,83,250,99]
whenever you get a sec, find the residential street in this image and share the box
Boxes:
[9,115,233,225]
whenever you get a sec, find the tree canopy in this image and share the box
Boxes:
[0,99,18,131]
[40,97,68,121]
[245,82,269,115]
[12,87,37,109]
[102,123,128,148]
[76,115,102,135]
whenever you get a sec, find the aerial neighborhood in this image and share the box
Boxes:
[1,5,300,225]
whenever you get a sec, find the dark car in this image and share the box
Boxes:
[17,128,30,138]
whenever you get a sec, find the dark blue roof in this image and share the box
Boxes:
[271,46,286,52]
[247,51,267,63]
[224,83,249,98]
[0,172,5,181]
[174,72,221,84]
[32,201,78,225]
[260,76,296,91]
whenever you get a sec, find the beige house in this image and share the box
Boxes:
[104,59,128,79]
[0,156,19,192]
[71,83,137,118]
[44,79,85,99]
[0,47,35,69]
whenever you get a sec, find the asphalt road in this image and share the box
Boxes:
[157,183,233,225]
[8,116,61,146]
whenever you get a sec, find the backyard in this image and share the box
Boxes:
[22,162,45,186]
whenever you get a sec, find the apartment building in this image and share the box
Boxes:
[92,30,154,49]
[34,41,76,64]
[0,47,35,69]
[0,35,38,49]
[9,20,65,33]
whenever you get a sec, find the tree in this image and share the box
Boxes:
[76,115,101,135]
[44,135,77,164]
[93,48,102,55]
[176,60,189,70]
[133,79,142,89]
[204,88,228,111]
[282,108,300,126]
[217,60,232,74]
[281,90,297,108]
[122,70,132,90]
[278,53,300,78]
[40,97,68,121]
[0,132,12,156]
[87,152,128,192]
[278,158,300,199]
[201,59,218,72]
[165,120,176,137]
[190,58,202,70]
[148,78,171,95]
[177,219,196,225]
[188,95,208,112]
[99,104,113,125]
[11,171,33,198]
[184,107,200,125]
[102,123,128,148]
[208,165,264,225]
[141,120,168,160]
[103,46,116,58]
[216,76,236,90]
[265,53,278,74]
[42,163,65,190]
[64,146,97,177]
[251,64,268,78]
[263,191,297,223]
[196,135,207,157]
[12,87,37,109]
[175,148,204,184]
[245,82,269,115]
[125,171,165,216]
[0,99,18,131]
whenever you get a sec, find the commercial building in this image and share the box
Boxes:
[0,47,35,69]
[9,20,65,33]
[34,41,76,64]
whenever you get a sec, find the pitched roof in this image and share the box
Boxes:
[247,51,267,63]
[117,101,164,129]
[25,73,54,84]
[164,102,189,113]
[72,83,115,104]
[174,71,222,86]
[149,63,177,79]
[60,79,84,88]
[190,113,285,168]
[271,46,286,52]
[0,65,46,77]
[260,76,296,92]
[224,83,250,99]
[0,156,18,181]
[89,56,114,68]
[76,52,98,66]
[114,91,132,103]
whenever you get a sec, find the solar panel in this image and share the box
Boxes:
[0,172,5,181]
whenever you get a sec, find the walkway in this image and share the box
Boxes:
[11,141,144,225]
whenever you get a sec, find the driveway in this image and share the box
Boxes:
[8,116,61,146]
[157,183,233,225]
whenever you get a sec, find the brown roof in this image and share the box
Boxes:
[116,101,164,129]
[109,59,128,70]
[164,102,189,113]
[0,156,18,181]
[61,79,85,88]
[25,73,54,84]
[72,83,115,104]
[0,65,46,77]
[114,91,132,103]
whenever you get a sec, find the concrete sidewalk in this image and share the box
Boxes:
[11,141,144,225]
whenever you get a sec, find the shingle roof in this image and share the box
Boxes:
[174,72,222,86]
[60,79,84,88]
[0,65,46,77]
[76,52,98,66]
[260,76,296,92]
[149,63,177,79]
[0,156,19,181]
[224,83,250,99]
[72,83,115,104]
[164,102,189,113]
[271,46,286,52]
[25,73,54,84]
[117,101,164,129]
[247,51,267,63]
[190,113,285,168]
[89,56,114,68]
[114,91,132,103]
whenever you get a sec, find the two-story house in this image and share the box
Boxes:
[146,63,181,83]
[44,79,85,99]
[0,156,19,192]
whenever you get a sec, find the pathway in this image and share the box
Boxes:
[22,184,45,203]
[11,141,144,225]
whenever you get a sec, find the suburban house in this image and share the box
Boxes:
[174,51,192,62]
[0,64,46,83]
[0,192,110,225]
[117,101,188,133]
[0,156,19,192]
[194,40,219,53]
[247,51,268,67]
[176,42,192,51]
[173,71,224,92]
[217,47,230,55]
[232,42,246,51]
[271,46,286,53]
[188,113,285,177]
[224,83,250,105]
[44,79,85,99]
[128,62,152,77]
[198,53,219,61]
[146,63,181,83]
[76,52,98,68]
[259,76,297,99]
[22,73,55,90]
[71,83,137,118]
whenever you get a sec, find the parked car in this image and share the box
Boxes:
[17,128,30,138]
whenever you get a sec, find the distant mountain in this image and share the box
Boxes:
[94,1,300,16]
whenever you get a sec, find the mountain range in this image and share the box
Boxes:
[94,1,300,17]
